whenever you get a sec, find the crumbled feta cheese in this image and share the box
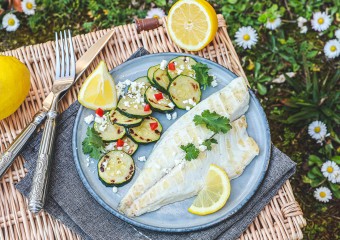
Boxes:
[134,105,138,109]
[138,156,147,162]
[174,61,177,65]
[112,187,118,193]
[102,161,108,168]
[166,113,172,120]
[124,101,130,107]
[188,98,196,106]
[198,145,207,152]
[176,69,183,75]
[98,124,107,132]
[95,115,103,124]
[124,79,131,86]
[84,114,94,124]
[186,106,191,111]
[105,142,115,151]
[116,170,121,175]
[123,142,128,146]
[168,102,175,109]
[211,80,218,87]
[160,60,168,70]
[187,65,192,70]
[179,64,185,70]
[117,147,123,150]
[172,112,177,120]
[183,100,188,104]
[125,145,130,150]
[197,137,203,145]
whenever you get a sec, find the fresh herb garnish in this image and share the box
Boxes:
[202,138,218,150]
[82,127,105,160]
[180,143,200,161]
[193,110,232,134]
[192,62,214,90]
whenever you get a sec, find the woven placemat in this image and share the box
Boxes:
[0,15,306,240]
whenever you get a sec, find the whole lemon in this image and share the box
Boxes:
[0,56,30,120]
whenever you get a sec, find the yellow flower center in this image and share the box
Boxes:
[8,18,15,26]
[243,34,250,41]
[330,46,337,52]
[319,192,326,198]
[26,2,33,9]
[327,166,333,173]
[153,15,160,19]
[269,18,276,23]
[318,18,324,24]
[314,126,321,133]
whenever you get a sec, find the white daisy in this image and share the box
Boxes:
[335,29,340,40]
[235,26,258,49]
[2,13,20,32]
[146,8,165,19]
[265,17,281,30]
[321,160,340,180]
[324,39,340,59]
[330,170,340,183]
[297,16,307,28]
[314,186,332,203]
[300,26,308,34]
[22,0,36,15]
[308,121,327,140]
[311,12,331,32]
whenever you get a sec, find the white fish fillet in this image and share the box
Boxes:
[124,116,259,217]
[119,77,249,213]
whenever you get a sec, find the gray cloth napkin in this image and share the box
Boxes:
[16,48,296,240]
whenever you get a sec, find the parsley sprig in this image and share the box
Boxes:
[192,62,214,90]
[82,127,105,160]
[180,111,231,161]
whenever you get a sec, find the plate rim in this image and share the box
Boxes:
[72,52,271,232]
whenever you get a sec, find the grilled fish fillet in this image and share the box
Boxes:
[119,77,249,213]
[124,116,259,217]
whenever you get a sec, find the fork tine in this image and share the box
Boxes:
[60,31,65,78]
[55,33,60,79]
[68,30,76,78]
[63,30,70,77]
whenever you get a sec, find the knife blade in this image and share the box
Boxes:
[0,29,115,179]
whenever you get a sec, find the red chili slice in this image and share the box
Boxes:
[144,104,150,112]
[95,108,104,117]
[116,139,124,147]
[154,93,163,101]
[168,62,176,70]
[150,122,158,131]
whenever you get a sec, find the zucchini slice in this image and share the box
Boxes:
[105,136,139,155]
[167,56,197,79]
[94,118,126,141]
[147,64,160,85]
[168,75,201,109]
[153,68,171,92]
[128,116,162,144]
[128,76,150,95]
[98,150,135,186]
[117,95,152,118]
[110,109,142,127]
[145,87,175,112]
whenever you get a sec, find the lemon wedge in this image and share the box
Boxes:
[167,0,218,51]
[78,61,117,110]
[188,164,231,215]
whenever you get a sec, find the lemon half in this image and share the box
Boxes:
[78,61,117,110]
[188,164,231,215]
[167,0,218,51]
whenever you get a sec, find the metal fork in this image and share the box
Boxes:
[28,30,76,214]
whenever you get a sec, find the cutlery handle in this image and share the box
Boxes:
[0,110,47,179]
[28,110,58,214]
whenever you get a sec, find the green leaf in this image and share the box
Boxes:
[257,83,267,95]
[227,0,238,4]
[302,175,312,184]
[310,178,323,187]
[192,63,214,90]
[82,127,105,160]
[202,138,218,151]
[306,51,318,59]
[331,156,340,165]
[329,182,340,199]
[310,166,324,178]
[308,155,323,167]
[180,143,200,161]
[193,110,232,134]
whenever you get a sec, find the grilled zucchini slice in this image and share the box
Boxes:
[128,76,150,95]
[98,150,135,186]
[153,68,171,92]
[94,118,126,142]
[168,75,201,109]
[145,87,175,112]
[109,109,142,127]
[117,95,152,118]
[167,56,197,79]
[147,64,160,85]
[105,136,139,155]
[128,116,162,144]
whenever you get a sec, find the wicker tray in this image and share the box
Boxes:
[0,15,306,240]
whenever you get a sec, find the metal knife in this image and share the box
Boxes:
[0,29,115,179]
